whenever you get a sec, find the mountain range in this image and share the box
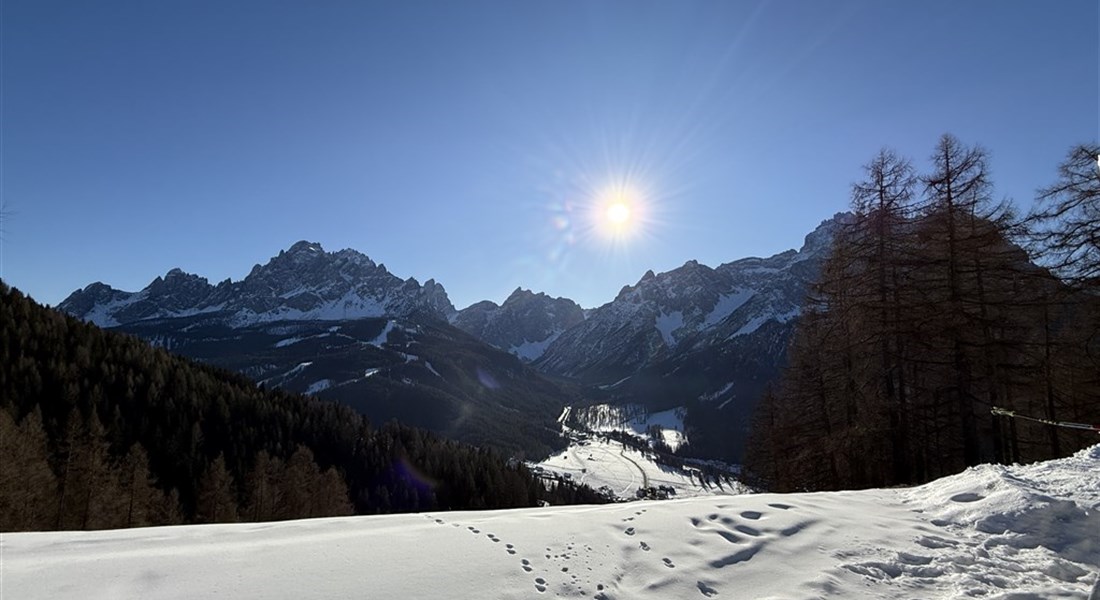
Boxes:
[62,241,455,327]
[59,215,845,460]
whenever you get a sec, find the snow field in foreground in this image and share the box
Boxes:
[3,445,1098,599]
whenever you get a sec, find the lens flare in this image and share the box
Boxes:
[521,127,683,298]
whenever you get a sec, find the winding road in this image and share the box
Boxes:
[618,446,649,490]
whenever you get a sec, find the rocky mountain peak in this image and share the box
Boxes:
[260,241,331,275]
[452,287,585,362]
[60,241,456,327]
[145,268,212,302]
[800,212,852,256]
[504,287,539,305]
[535,214,847,383]
[286,240,323,255]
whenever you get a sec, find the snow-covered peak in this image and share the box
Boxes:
[536,214,846,383]
[60,241,457,327]
[452,287,585,362]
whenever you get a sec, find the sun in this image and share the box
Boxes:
[606,201,631,225]
[594,184,644,240]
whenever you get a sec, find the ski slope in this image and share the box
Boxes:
[563,404,689,451]
[536,438,744,500]
[4,445,1098,599]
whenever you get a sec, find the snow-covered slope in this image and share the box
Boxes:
[112,315,576,458]
[452,288,585,362]
[6,446,1097,599]
[537,437,743,500]
[59,241,456,327]
[534,403,737,500]
[565,403,690,451]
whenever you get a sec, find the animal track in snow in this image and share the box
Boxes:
[662,557,675,568]
[639,541,650,551]
[697,581,719,597]
[710,545,761,568]
[624,527,635,536]
[780,520,815,537]
[740,511,762,520]
[712,530,741,545]
[735,525,761,537]
[767,503,794,510]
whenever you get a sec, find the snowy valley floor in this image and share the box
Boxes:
[3,445,1098,599]
[536,437,746,500]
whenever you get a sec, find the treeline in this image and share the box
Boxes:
[746,136,1100,492]
[0,283,606,531]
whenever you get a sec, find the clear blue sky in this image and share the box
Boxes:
[2,1,1097,310]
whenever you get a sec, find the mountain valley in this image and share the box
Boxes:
[59,215,846,463]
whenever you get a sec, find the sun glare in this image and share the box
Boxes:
[540,169,663,271]
[606,201,631,225]
[593,183,646,241]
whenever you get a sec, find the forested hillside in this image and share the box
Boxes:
[0,283,605,532]
[747,137,1100,492]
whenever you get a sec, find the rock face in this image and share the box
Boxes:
[451,288,586,362]
[59,241,456,327]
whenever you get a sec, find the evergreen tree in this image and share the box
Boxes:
[0,407,58,530]
[278,446,322,519]
[0,279,607,532]
[118,444,159,528]
[56,408,118,530]
[244,451,283,522]
[196,454,239,524]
